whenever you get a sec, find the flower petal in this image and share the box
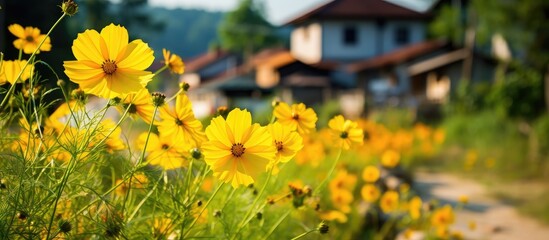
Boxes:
[116,39,154,70]
[72,29,105,64]
[226,108,251,143]
[100,24,129,61]
[8,24,25,38]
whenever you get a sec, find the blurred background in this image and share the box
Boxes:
[1,0,549,237]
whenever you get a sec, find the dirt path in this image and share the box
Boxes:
[414,172,549,240]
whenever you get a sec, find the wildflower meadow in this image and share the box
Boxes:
[0,1,469,239]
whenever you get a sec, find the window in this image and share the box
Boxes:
[343,26,358,46]
[394,26,410,45]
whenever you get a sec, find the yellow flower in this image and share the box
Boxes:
[380,191,399,213]
[8,24,51,54]
[137,132,189,170]
[202,108,276,188]
[381,149,401,168]
[328,115,363,150]
[162,48,185,74]
[0,60,34,85]
[274,102,317,135]
[362,166,380,183]
[119,89,156,124]
[156,93,206,148]
[458,195,469,204]
[330,189,353,213]
[267,121,303,173]
[319,210,348,223]
[361,184,380,203]
[295,135,325,167]
[329,169,357,193]
[153,217,175,238]
[64,23,154,99]
[408,196,422,220]
[96,119,126,152]
[431,205,455,227]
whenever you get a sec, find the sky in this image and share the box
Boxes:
[147,0,436,25]
[147,0,330,25]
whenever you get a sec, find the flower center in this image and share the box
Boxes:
[175,118,183,126]
[161,144,169,150]
[25,36,34,42]
[275,140,283,151]
[292,113,299,120]
[102,59,117,75]
[340,132,348,139]
[231,143,245,157]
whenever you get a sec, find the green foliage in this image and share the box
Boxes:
[445,81,493,115]
[218,0,281,54]
[533,114,549,155]
[429,5,464,45]
[488,67,545,120]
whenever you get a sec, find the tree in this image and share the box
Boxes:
[218,0,281,56]
[430,0,549,112]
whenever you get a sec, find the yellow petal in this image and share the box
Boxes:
[100,24,129,61]
[206,115,234,147]
[108,68,152,97]
[116,39,154,70]
[226,108,251,143]
[72,29,105,64]
[8,24,25,38]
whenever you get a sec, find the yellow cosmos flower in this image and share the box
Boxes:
[328,115,363,150]
[295,135,325,167]
[64,23,154,99]
[408,196,422,220]
[267,121,303,174]
[202,108,276,188]
[137,132,189,170]
[361,184,380,203]
[362,165,380,183]
[329,169,357,193]
[380,190,399,213]
[274,102,317,135]
[118,89,156,124]
[318,210,348,223]
[96,119,126,153]
[431,205,455,227]
[381,149,401,168]
[0,60,34,85]
[156,93,206,147]
[8,24,51,54]
[162,48,185,74]
[330,189,353,213]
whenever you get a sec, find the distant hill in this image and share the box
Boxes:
[145,7,225,59]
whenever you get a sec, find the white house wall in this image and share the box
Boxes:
[381,21,425,53]
[321,21,378,60]
[311,20,426,61]
[291,23,323,64]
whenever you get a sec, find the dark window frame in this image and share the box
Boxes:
[342,25,358,46]
[394,26,410,45]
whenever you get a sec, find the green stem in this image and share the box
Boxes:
[153,65,168,76]
[313,147,343,196]
[126,171,164,222]
[231,169,274,240]
[122,105,159,212]
[0,13,67,110]
[263,209,292,240]
[183,182,225,238]
[291,229,317,240]
[45,154,76,240]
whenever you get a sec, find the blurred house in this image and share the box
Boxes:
[183,0,494,119]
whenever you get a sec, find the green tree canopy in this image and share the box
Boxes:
[218,0,281,55]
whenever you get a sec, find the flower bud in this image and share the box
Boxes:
[151,92,166,107]
[61,0,78,16]
[317,222,329,234]
[180,82,190,92]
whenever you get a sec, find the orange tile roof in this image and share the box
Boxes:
[347,40,447,72]
[184,49,230,72]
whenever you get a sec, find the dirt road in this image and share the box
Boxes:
[414,172,549,240]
